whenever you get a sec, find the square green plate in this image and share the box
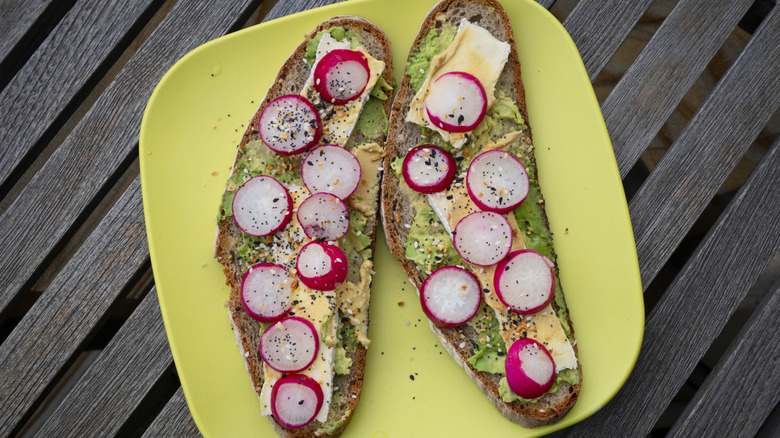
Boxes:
[140,0,644,436]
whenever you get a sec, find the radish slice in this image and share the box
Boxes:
[313,49,370,105]
[420,266,481,328]
[259,95,322,155]
[271,374,324,429]
[241,263,293,322]
[260,316,319,373]
[296,241,348,291]
[401,145,457,194]
[453,211,513,266]
[467,150,529,214]
[297,193,350,241]
[505,337,556,399]
[232,175,292,236]
[494,250,555,314]
[301,145,361,199]
[425,71,487,133]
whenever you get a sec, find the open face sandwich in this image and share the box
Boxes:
[381,0,581,427]
[214,16,392,437]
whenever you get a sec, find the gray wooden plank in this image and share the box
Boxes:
[756,400,780,438]
[261,0,343,22]
[142,388,201,438]
[668,278,780,438]
[0,179,147,438]
[563,0,654,80]
[629,6,780,289]
[0,1,60,70]
[566,139,780,437]
[32,286,172,438]
[604,0,754,178]
[0,0,160,189]
[536,0,555,9]
[0,0,261,319]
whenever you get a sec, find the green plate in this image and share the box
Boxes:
[140,0,644,436]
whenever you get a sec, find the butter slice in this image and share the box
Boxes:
[300,33,386,146]
[406,20,510,148]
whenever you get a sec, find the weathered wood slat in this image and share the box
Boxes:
[566,140,780,437]
[563,0,654,80]
[32,286,172,438]
[261,0,344,22]
[0,0,261,319]
[0,179,148,438]
[756,401,780,438]
[0,0,161,190]
[628,6,780,289]
[142,388,200,438]
[668,278,780,437]
[536,0,555,10]
[604,0,754,178]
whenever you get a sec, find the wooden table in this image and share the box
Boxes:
[1,0,778,436]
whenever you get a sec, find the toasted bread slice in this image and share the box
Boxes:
[214,16,392,437]
[381,0,581,428]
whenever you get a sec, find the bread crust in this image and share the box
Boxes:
[381,0,581,428]
[214,16,392,438]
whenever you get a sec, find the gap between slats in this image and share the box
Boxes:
[0,0,78,93]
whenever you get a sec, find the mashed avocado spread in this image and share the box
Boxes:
[401,18,576,402]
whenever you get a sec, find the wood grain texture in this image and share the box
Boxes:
[668,278,780,438]
[566,140,780,437]
[629,6,780,289]
[0,0,53,60]
[0,0,261,318]
[756,401,780,438]
[0,179,148,438]
[142,388,200,438]
[535,0,555,10]
[32,286,172,438]
[260,0,344,23]
[0,0,160,188]
[604,0,754,178]
[563,0,654,80]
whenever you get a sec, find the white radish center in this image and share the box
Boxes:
[497,252,553,312]
[406,147,452,187]
[325,59,369,101]
[297,243,333,279]
[297,193,350,241]
[468,151,529,211]
[232,176,290,236]
[518,343,554,385]
[454,211,512,266]
[302,146,361,199]
[242,266,292,319]
[424,268,481,323]
[259,96,318,154]
[273,381,319,426]
[425,72,486,130]
[261,318,318,372]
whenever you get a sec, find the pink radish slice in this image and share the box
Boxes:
[271,374,324,429]
[493,250,555,314]
[314,49,370,105]
[505,337,556,399]
[260,316,319,373]
[425,71,487,133]
[241,263,293,322]
[297,193,350,241]
[420,266,481,328]
[259,95,322,155]
[467,150,529,214]
[232,175,292,236]
[301,145,361,199]
[401,145,457,194]
[296,241,348,291]
[453,211,513,266]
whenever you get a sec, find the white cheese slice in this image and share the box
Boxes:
[406,20,510,148]
[427,183,578,372]
[300,33,386,146]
